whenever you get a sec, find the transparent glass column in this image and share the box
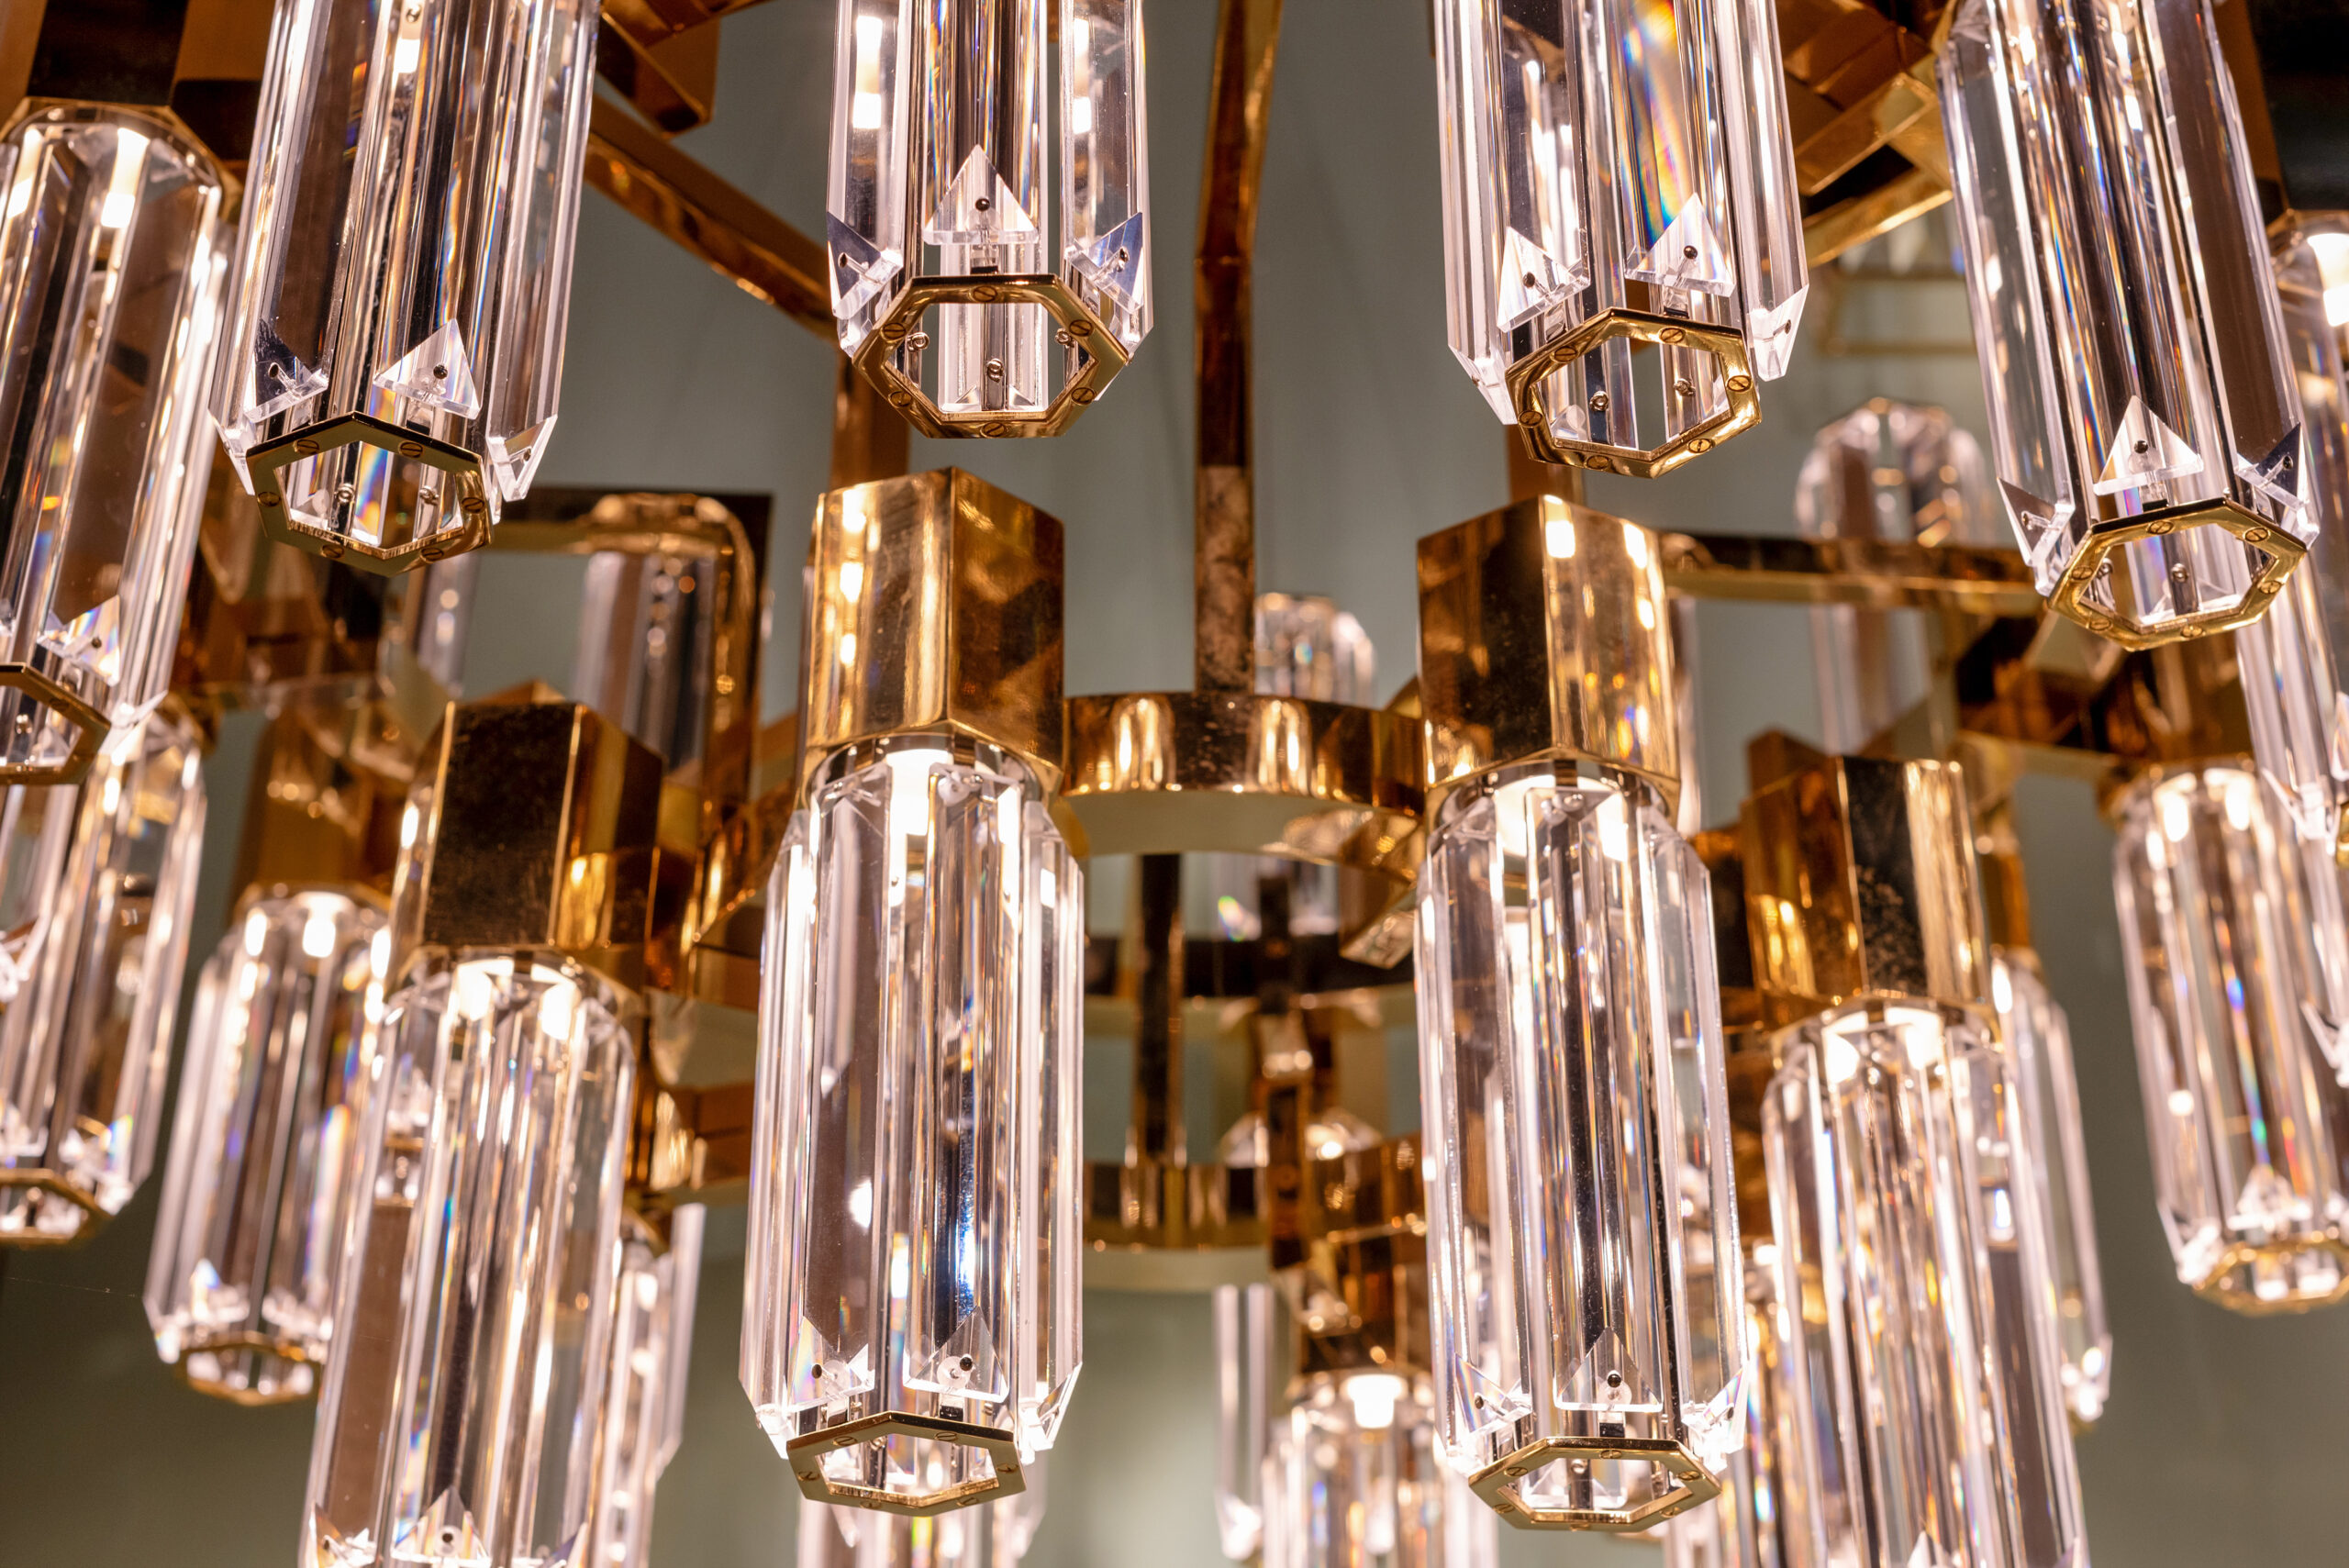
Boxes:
[215,0,599,565]
[301,953,635,1567]
[826,0,1151,436]
[0,706,206,1243]
[573,551,720,771]
[0,105,228,780]
[1761,1005,2088,1568]
[1940,0,2310,645]
[1794,400,1995,752]
[1989,952,2111,1423]
[746,739,1084,1515]
[1211,1281,1275,1561]
[1260,1374,1497,1568]
[1433,0,1807,477]
[144,891,392,1402]
[2110,765,2349,1310]
[586,1206,707,1568]
[1416,768,1743,1530]
[798,1462,1049,1566]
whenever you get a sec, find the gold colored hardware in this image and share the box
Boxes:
[231,706,415,899]
[2041,499,2306,650]
[785,1409,1028,1517]
[852,273,1131,439]
[1661,530,2039,615]
[246,417,495,576]
[1417,495,1681,817]
[799,469,1065,799]
[0,667,104,787]
[583,96,834,334]
[395,701,667,992]
[0,0,273,178]
[1465,1434,1722,1532]
[1507,311,1762,478]
[595,5,720,134]
[1737,738,1990,1027]
[1778,0,1960,266]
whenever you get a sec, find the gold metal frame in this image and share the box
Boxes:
[0,665,105,785]
[1507,311,1761,479]
[167,1329,321,1407]
[2043,499,2305,650]
[247,417,495,573]
[784,1410,1030,1517]
[1465,1433,1720,1532]
[853,274,1131,439]
[2188,1235,2349,1317]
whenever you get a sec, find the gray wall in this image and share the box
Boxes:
[3,3,2344,1564]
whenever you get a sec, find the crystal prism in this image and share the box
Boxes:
[745,742,1084,1511]
[2110,766,2349,1310]
[1434,0,1804,473]
[1940,0,2311,643]
[1762,1005,2089,1567]
[828,0,1151,431]
[300,955,634,1567]
[1260,1375,1496,1568]
[1417,772,1744,1526]
[584,1207,705,1568]
[0,706,206,1241]
[144,891,391,1402]
[0,107,227,778]
[217,0,598,563]
[1211,1282,1274,1562]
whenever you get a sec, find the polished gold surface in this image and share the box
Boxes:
[231,706,415,897]
[583,96,834,335]
[1660,529,2039,615]
[247,417,495,574]
[0,0,273,174]
[0,669,104,786]
[595,4,719,134]
[2042,500,2306,650]
[1508,313,1761,478]
[1738,740,1990,1023]
[1417,495,1679,812]
[2187,1236,2349,1316]
[1061,691,1422,877]
[395,702,667,989]
[1777,0,1958,266]
[799,470,1064,795]
[853,275,1132,439]
[1465,1434,1720,1532]
[784,1411,1029,1517]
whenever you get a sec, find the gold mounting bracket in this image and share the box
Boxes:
[1508,312,1760,479]
[855,274,1131,439]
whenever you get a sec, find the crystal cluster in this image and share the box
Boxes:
[1416,771,1743,1529]
[746,742,1084,1513]
[798,1466,1048,1566]
[145,891,391,1403]
[216,0,599,565]
[1433,0,1808,476]
[1261,1375,1497,1568]
[1941,0,2310,645]
[0,106,227,778]
[826,0,1152,434]
[0,707,206,1242]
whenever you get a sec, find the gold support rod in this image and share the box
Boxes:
[583,95,834,335]
[828,350,912,490]
[1193,0,1283,692]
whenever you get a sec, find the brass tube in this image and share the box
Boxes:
[828,351,911,491]
[1194,0,1283,692]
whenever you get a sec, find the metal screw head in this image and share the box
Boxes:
[431,363,447,379]
[2133,439,2150,454]
[985,358,1005,382]
[1588,392,1610,413]
[399,440,423,458]
[1682,244,1698,259]
[975,196,991,212]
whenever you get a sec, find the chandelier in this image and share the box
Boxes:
[2,0,2346,1564]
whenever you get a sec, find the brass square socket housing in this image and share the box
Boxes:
[1738,744,1990,1027]
[394,701,667,989]
[1417,495,1680,817]
[798,469,1064,797]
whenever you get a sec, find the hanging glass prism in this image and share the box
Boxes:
[797,1463,1049,1565]
[1940,0,2311,646]
[586,1207,707,1568]
[825,0,1151,436]
[0,105,228,781]
[2110,764,2349,1311]
[1433,0,1808,477]
[145,890,391,1403]
[0,706,206,1244]
[215,0,599,568]
[1260,1374,1497,1568]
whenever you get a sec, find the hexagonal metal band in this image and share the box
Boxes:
[171,1329,320,1407]
[784,1408,1030,1518]
[247,415,495,575]
[0,1169,110,1247]
[2043,498,2306,651]
[2188,1233,2349,1316]
[1506,309,1761,480]
[1466,1433,1720,1532]
[852,272,1130,439]
[0,666,106,785]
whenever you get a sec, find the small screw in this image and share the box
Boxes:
[1115,247,1130,265]
[335,484,354,505]
[267,363,287,382]
[2133,439,2149,454]
[432,363,447,379]
[959,1354,974,1371]
[1522,272,1539,288]
[1682,244,1698,259]
[839,255,854,271]
[1674,378,1695,397]
[985,358,1005,382]
[1605,1370,1623,1388]
[1588,392,1610,413]
[975,196,991,212]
